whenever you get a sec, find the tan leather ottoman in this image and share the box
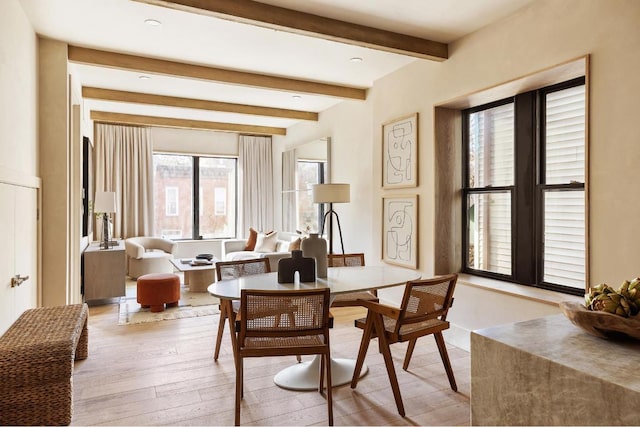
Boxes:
[137,273,180,312]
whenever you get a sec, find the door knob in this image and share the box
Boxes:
[11,274,29,287]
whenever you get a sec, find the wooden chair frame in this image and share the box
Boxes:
[213,258,271,362]
[350,274,458,417]
[235,288,333,425]
[327,253,379,307]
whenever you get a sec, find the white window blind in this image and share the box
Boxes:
[543,85,586,289]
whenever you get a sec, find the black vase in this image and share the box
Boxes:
[278,250,316,283]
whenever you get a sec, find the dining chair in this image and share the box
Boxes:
[235,288,333,426]
[327,253,379,307]
[350,273,458,417]
[213,258,271,361]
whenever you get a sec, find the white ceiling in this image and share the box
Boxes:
[18,0,535,133]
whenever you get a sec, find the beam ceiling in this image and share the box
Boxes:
[69,45,366,100]
[82,87,318,121]
[135,0,448,61]
[91,111,287,135]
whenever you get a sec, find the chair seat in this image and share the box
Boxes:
[355,316,450,339]
[244,334,326,349]
[332,291,378,305]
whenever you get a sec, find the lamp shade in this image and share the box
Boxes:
[94,191,116,213]
[312,183,350,204]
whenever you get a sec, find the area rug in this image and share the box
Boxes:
[118,286,220,325]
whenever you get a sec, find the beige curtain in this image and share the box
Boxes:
[238,135,274,236]
[282,148,297,232]
[94,123,154,239]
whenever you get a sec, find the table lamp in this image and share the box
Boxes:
[312,183,350,254]
[94,191,116,250]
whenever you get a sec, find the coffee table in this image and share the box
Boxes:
[169,258,218,292]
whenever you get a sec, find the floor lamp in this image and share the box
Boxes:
[94,191,116,250]
[312,183,350,254]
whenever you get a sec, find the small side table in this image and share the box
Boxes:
[169,258,217,292]
[82,240,126,301]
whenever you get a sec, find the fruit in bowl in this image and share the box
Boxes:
[560,277,640,341]
[585,278,640,318]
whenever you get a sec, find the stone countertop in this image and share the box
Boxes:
[473,313,640,393]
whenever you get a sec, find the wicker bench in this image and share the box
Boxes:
[0,303,89,426]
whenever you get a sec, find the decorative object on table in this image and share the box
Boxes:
[382,194,418,269]
[278,250,316,283]
[301,233,328,278]
[195,253,214,261]
[94,191,116,250]
[382,112,418,189]
[560,277,640,340]
[312,183,350,254]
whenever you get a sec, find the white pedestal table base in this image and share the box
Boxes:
[273,356,368,391]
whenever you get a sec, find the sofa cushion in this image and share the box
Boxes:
[289,237,302,251]
[225,251,261,262]
[255,232,278,252]
[244,227,258,251]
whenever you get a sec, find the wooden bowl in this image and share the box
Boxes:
[559,301,640,341]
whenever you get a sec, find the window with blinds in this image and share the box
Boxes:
[462,77,586,295]
[541,84,586,291]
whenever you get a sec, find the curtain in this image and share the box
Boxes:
[94,123,154,239]
[282,148,297,232]
[238,135,273,236]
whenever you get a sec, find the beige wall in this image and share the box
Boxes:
[0,0,40,330]
[277,0,640,348]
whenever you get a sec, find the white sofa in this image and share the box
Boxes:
[221,231,300,272]
[125,236,177,279]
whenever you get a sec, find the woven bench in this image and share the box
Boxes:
[0,303,89,426]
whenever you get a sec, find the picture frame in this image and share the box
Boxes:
[382,194,418,269]
[382,112,418,188]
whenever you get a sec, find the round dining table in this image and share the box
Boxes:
[208,264,421,391]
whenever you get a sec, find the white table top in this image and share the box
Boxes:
[207,265,421,300]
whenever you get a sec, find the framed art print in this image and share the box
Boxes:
[382,194,418,269]
[382,112,418,188]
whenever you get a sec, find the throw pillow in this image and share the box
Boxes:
[244,227,258,251]
[255,232,279,253]
[289,237,301,251]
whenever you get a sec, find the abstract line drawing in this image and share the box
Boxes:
[382,113,418,188]
[382,195,418,269]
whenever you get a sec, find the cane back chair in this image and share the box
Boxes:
[327,253,379,307]
[213,258,271,361]
[350,274,458,417]
[235,288,333,426]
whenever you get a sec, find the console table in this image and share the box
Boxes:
[471,314,640,425]
[82,240,126,301]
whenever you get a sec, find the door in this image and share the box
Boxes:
[0,183,39,334]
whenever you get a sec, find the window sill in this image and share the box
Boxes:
[457,274,583,307]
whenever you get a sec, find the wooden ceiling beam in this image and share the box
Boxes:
[82,87,318,121]
[69,45,365,100]
[135,0,448,61]
[91,111,286,135]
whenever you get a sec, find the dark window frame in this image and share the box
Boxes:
[154,153,238,241]
[462,77,586,296]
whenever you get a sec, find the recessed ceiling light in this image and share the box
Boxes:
[350,57,363,63]
[144,18,162,26]
[292,95,302,100]
[138,75,151,80]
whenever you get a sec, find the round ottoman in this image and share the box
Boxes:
[137,273,180,312]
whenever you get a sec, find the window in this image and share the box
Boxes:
[165,187,179,216]
[462,77,586,295]
[154,154,237,240]
[296,160,327,232]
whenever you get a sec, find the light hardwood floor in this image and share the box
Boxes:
[72,302,471,426]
